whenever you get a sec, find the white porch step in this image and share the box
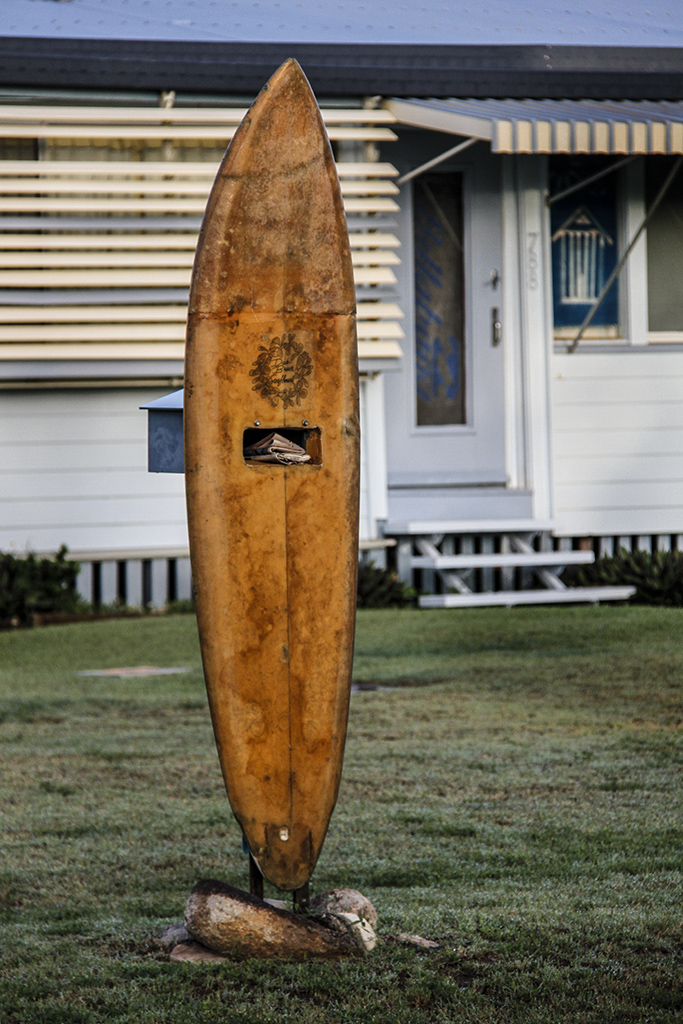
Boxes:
[411,550,593,570]
[387,521,623,606]
[360,537,397,551]
[419,586,635,609]
[385,518,554,535]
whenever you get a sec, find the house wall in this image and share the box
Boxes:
[551,348,683,537]
[0,102,403,561]
[0,386,188,555]
[1,379,384,557]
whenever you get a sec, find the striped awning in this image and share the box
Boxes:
[385,98,683,155]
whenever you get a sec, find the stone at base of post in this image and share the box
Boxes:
[184,879,364,959]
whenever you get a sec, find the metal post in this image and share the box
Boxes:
[293,881,310,913]
[249,852,264,900]
[397,136,477,185]
[167,558,177,603]
[92,561,102,609]
[547,155,637,207]
[141,558,152,608]
[116,560,127,606]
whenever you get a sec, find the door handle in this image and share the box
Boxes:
[491,307,502,346]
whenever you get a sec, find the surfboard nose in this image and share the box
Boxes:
[263,57,308,94]
[188,58,355,318]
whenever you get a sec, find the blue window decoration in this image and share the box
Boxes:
[553,206,614,304]
[550,158,619,331]
[413,173,465,425]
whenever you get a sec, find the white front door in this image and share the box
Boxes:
[384,145,508,517]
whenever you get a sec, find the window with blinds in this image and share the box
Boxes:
[0,104,404,369]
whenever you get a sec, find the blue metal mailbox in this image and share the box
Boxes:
[141,390,184,473]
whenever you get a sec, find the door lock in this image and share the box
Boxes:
[491,307,502,346]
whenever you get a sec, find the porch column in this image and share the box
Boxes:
[516,155,554,523]
[359,373,389,546]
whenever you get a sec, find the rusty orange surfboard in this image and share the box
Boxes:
[184,60,359,892]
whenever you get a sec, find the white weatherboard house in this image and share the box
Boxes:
[1,1,683,606]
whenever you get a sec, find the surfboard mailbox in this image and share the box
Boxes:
[143,59,360,907]
[142,389,184,474]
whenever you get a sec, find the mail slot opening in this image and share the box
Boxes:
[243,427,322,466]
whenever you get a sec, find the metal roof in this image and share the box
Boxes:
[1,3,682,98]
[141,390,183,411]
[387,97,683,154]
[4,0,682,47]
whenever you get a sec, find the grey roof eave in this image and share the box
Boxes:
[1,38,682,100]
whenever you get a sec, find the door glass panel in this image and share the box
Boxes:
[413,172,466,426]
[647,158,683,332]
[549,157,619,338]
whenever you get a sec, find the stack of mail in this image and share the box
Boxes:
[244,432,311,464]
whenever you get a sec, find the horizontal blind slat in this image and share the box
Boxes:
[0,196,399,213]
[0,249,399,268]
[0,301,405,323]
[0,340,403,360]
[0,320,405,342]
[0,178,398,196]
[0,160,398,178]
[0,266,397,286]
[0,125,397,141]
[0,105,397,125]
[0,231,400,249]
[0,305,187,322]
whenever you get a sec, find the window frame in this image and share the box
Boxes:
[550,157,648,350]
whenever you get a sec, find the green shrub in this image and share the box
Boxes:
[357,560,415,608]
[0,546,83,625]
[562,547,683,606]
[165,598,196,615]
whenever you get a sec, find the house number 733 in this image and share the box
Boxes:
[527,232,539,291]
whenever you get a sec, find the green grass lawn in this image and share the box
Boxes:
[0,605,681,1023]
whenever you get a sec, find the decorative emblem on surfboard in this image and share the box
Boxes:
[250,332,314,408]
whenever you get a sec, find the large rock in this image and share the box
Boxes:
[156,922,191,951]
[184,879,359,960]
[170,941,226,963]
[309,888,378,951]
[310,888,378,926]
